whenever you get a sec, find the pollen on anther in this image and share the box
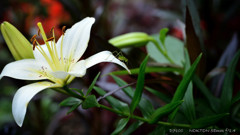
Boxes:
[32,39,37,50]
[30,35,37,42]
[46,37,54,42]
[50,27,55,34]
[62,26,66,35]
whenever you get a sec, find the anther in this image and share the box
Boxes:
[50,26,55,34]
[46,37,54,42]
[37,29,41,36]
[62,26,66,35]
[32,39,37,50]
[30,35,37,42]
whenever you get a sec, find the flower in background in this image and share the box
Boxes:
[0,17,130,127]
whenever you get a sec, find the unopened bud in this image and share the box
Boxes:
[1,21,34,60]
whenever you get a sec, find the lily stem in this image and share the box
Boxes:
[99,104,191,128]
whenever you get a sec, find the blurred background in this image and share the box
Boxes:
[0,0,240,134]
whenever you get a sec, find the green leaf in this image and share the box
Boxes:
[94,86,130,113]
[180,49,196,123]
[122,121,143,135]
[191,113,229,128]
[221,50,240,112]
[169,53,202,121]
[110,66,184,76]
[149,100,183,124]
[111,74,155,118]
[159,28,169,45]
[171,53,202,103]
[148,126,165,135]
[232,91,240,105]
[60,97,82,107]
[67,103,81,114]
[111,117,130,135]
[193,75,220,112]
[82,95,99,109]
[181,82,196,123]
[70,88,84,96]
[130,55,149,114]
[86,72,101,96]
[145,87,171,103]
[146,35,185,67]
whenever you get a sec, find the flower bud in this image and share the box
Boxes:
[1,21,34,60]
[109,32,150,48]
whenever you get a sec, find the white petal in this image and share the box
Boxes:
[56,17,95,63]
[12,81,57,127]
[85,51,130,73]
[68,60,87,77]
[0,59,51,80]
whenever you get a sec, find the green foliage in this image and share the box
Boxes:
[146,35,185,66]
[86,72,101,96]
[221,50,240,112]
[130,55,149,114]
[159,28,169,45]
[145,87,171,103]
[60,97,82,114]
[82,95,99,109]
[110,75,155,118]
[109,66,184,76]
[122,121,143,135]
[191,113,229,128]
[111,117,130,135]
[149,100,183,124]
[94,86,130,114]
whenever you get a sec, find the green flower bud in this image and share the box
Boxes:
[109,32,150,48]
[1,21,34,60]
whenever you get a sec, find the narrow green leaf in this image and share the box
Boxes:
[60,97,82,107]
[94,86,130,114]
[70,88,84,96]
[148,126,165,135]
[145,87,171,103]
[159,28,169,45]
[110,66,184,76]
[67,103,81,114]
[171,53,202,103]
[232,91,240,105]
[82,95,99,109]
[193,75,220,112]
[180,49,196,123]
[111,74,155,118]
[86,72,101,96]
[149,100,183,124]
[130,55,149,114]
[122,121,143,135]
[169,53,202,121]
[181,82,196,123]
[221,50,240,112]
[191,113,229,128]
[111,117,130,135]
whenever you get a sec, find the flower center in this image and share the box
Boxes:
[31,22,69,72]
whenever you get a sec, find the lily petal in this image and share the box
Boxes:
[57,17,95,63]
[85,51,130,73]
[68,60,87,77]
[0,59,51,80]
[12,81,57,127]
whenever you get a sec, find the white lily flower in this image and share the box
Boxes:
[0,17,130,127]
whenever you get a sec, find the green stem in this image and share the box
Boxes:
[148,37,175,64]
[99,104,190,128]
[63,86,85,100]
